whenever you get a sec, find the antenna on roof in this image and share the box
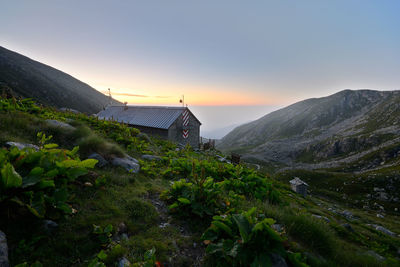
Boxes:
[108,88,112,106]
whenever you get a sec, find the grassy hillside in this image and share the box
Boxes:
[217,89,400,172]
[0,46,120,114]
[0,96,399,266]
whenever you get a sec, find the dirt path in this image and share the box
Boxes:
[147,193,205,266]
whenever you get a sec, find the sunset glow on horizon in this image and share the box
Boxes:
[95,85,287,106]
[2,1,399,109]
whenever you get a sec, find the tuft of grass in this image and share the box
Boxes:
[124,198,159,224]
[78,133,125,159]
[0,111,44,144]
[260,204,336,257]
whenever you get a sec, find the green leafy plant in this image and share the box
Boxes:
[0,133,97,218]
[201,208,308,267]
[161,163,231,219]
[92,224,113,245]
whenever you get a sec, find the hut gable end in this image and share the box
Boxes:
[289,177,309,197]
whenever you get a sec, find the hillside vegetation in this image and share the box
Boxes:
[0,46,120,114]
[0,96,399,266]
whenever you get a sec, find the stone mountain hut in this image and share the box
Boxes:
[289,177,309,197]
[97,106,201,148]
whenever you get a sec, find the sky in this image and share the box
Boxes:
[1,1,400,137]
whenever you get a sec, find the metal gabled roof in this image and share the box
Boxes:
[289,177,309,186]
[96,105,201,130]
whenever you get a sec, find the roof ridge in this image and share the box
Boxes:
[108,105,185,109]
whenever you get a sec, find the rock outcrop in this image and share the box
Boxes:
[0,231,9,267]
[112,155,140,173]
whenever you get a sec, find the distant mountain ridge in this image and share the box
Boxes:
[217,89,400,171]
[0,46,120,113]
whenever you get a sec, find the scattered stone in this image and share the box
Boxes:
[42,220,58,234]
[216,155,228,163]
[270,253,288,267]
[45,119,75,130]
[340,210,353,219]
[271,224,284,233]
[193,242,197,248]
[377,192,389,201]
[342,223,354,232]
[312,214,330,223]
[395,208,398,212]
[365,250,385,262]
[117,222,128,234]
[111,155,140,173]
[120,233,129,241]
[84,182,93,187]
[159,222,170,228]
[5,141,39,151]
[375,226,395,237]
[0,230,9,267]
[141,154,162,161]
[59,107,80,114]
[88,153,108,168]
[376,214,384,219]
[118,257,131,267]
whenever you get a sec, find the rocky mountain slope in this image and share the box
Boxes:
[0,46,120,114]
[217,89,400,171]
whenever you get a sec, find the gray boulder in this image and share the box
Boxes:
[45,119,75,130]
[270,253,288,267]
[0,230,9,267]
[375,226,395,237]
[5,141,39,151]
[43,220,58,234]
[117,222,128,234]
[342,223,354,232]
[340,210,354,220]
[271,224,284,233]
[112,155,140,173]
[141,154,162,161]
[118,257,131,267]
[88,153,108,168]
